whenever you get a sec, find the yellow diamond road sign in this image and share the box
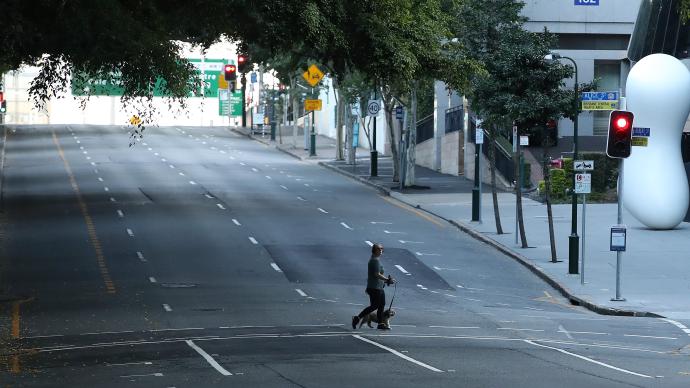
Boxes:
[302,64,324,87]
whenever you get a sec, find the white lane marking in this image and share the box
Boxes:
[217,204,226,210]
[126,228,134,237]
[297,196,306,201]
[162,304,172,312]
[416,284,428,290]
[189,181,197,185]
[79,146,84,150]
[169,164,175,169]
[240,162,246,166]
[384,230,405,234]
[295,289,308,297]
[148,147,153,151]
[270,263,283,272]
[154,153,159,156]
[265,176,272,180]
[524,307,544,311]
[232,219,241,226]
[318,208,328,214]
[433,266,460,271]
[90,162,96,166]
[304,183,310,187]
[161,158,167,162]
[110,197,116,202]
[465,298,482,302]
[497,328,544,332]
[399,240,424,244]
[186,340,232,376]
[85,156,91,160]
[444,294,458,298]
[249,237,258,245]
[204,194,214,199]
[220,150,226,154]
[466,287,484,291]
[558,325,574,340]
[230,156,235,160]
[340,222,353,230]
[429,326,480,329]
[136,252,147,262]
[623,334,677,340]
[395,265,410,275]
[416,252,440,257]
[660,318,690,337]
[107,361,153,367]
[116,210,124,218]
[143,143,148,146]
[280,185,288,190]
[211,147,217,150]
[251,168,258,172]
[179,172,185,176]
[103,186,109,192]
[76,140,81,144]
[558,330,609,336]
[370,221,393,225]
[524,340,652,378]
[94,169,99,174]
[365,241,374,247]
[149,277,157,283]
[352,335,443,373]
[83,151,88,154]
[120,373,163,378]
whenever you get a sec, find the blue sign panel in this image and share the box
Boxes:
[395,106,404,120]
[633,127,651,137]
[581,91,618,101]
[574,0,599,5]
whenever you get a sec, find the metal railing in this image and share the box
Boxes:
[416,114,434,143]
[445,106,464,134]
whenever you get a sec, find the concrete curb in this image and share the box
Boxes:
[318,162,392,196]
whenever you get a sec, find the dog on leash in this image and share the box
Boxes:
[359,309,396,328]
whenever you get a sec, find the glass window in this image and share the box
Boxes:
[593,62,621,136]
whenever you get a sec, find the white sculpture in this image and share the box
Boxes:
[624,53,690,229]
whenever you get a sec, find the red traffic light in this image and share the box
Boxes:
[237,56,246,64]
[224,64,237,82]
[606,110,634,159]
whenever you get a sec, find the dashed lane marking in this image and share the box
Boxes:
[280,185,288,190]
[429,326,480,330]
[297,196,306,201]
[169,164,175,169]
[119,373,163,378]
[189,181,197,185]
[249,237,258,245]
[340,222,353,230]
[179,172,185,176]
[395,265,410,275]
[126,228,134,237]
[217,204,226,210]
[110,197,116,202]
[318,208,328,214]
[399,240,424,244]
[162,304,172,312]
[149,277,157,284]
[104,186,109,192]
[232,219,241,226]
[365,241,374,247]
[116,210,124,218]
[270,263,283,272]
[384,230,405,234]
[204,194,214,199]
[265,176,271,180]
[498,328,544,332]
[137,252,147,263]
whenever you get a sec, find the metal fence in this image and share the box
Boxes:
[416,114,434,143]
[445,106,464,134]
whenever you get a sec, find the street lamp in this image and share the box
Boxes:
[546,53,580,275]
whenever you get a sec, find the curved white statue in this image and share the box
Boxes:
[624,53,690,229]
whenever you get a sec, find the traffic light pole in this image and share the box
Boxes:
[612,159,626,301]
[370,88,378,177]
[241,74,247,128]
[563,56,580,275]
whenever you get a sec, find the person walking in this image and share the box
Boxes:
[352,243,395,330]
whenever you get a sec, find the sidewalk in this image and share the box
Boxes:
[235,127,690,319]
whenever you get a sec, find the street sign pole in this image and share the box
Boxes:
[227,83,231,128]
[581,193,586,284]
[513,125,518,245]
[310,108,316,157]
[472,121,483,222]
[612,160,626,301]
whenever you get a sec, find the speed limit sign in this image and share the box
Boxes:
[367,100,381,117]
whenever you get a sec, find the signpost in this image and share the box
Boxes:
[581,91,619,111]
[218,89,243,116]
[368,98,381,176]
[302,64,324,88]
[575,169,592,284]
[574,0,599,6]
[632,127,650,148]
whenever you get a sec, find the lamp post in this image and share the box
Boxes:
[547,53,580,275]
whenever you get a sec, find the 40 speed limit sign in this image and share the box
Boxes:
[367,100,381,116]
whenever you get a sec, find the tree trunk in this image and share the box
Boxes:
[514,127,528,248]
[542,133,557,261]
[488,125,503,234]
[382,91,400,182]
[291,76,298,149]
[333,78,344,160]
[405,82,418,187]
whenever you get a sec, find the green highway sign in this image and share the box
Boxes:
[72,58,230,98]
[218,89,243,116]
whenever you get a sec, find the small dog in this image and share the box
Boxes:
[359,309,396,328]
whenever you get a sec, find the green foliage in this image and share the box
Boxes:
[549,168,568,199]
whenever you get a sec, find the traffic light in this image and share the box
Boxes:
[224,64,237,81]
[606,110,634,158]
[0,101,6,114]
[237,55,248,73]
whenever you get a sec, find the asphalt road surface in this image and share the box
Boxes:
[1,124,690,387]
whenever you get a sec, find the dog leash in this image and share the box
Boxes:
[387,282,397,311]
